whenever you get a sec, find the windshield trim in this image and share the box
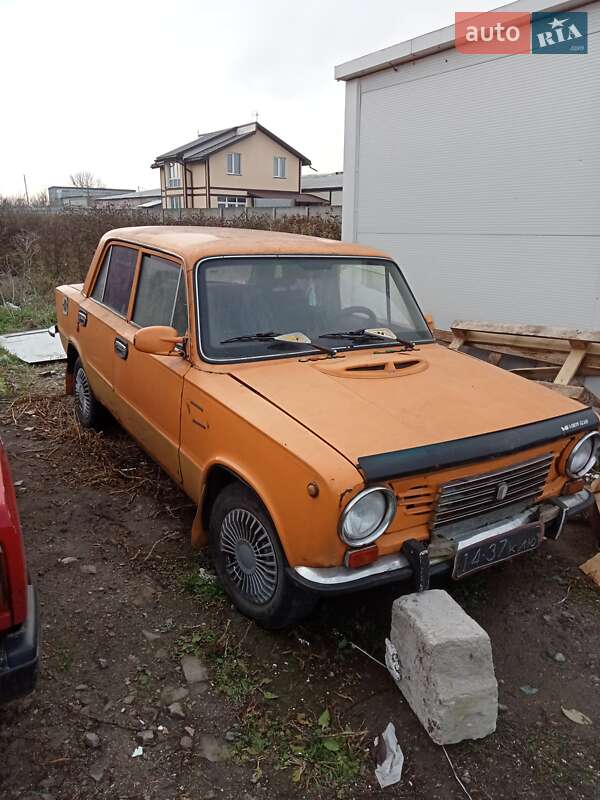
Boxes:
[194,254,434,365]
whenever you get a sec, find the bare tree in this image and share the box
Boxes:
[30,189,48,207]
[69,171,105,189]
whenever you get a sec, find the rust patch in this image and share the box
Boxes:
[338,487,354,508]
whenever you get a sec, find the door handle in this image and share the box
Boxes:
[77,309,88,327]
[114,337,128,360]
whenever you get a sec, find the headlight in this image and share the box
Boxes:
[339,487,397,546]
[566,431,600,478]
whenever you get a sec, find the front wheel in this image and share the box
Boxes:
[208,484,317,629]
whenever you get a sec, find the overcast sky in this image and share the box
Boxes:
[0,0,497,197]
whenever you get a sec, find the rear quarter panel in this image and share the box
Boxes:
[56,283,121,410]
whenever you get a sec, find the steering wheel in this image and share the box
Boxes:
[336,305,378,328]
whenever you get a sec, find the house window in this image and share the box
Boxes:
[167,162,182,188]
[226,153,241,175]
[273,156,287,179]
[168,195,182,209]
[217,195,246,208]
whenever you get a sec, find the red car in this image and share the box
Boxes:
[0,439,39,701]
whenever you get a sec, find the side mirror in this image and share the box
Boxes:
[424,313,435,330]
[134,325,185,356]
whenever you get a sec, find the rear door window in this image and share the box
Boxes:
[132,254,188,335]
[91,245,138,316]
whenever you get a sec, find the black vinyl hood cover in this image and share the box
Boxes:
[358,408,599,481]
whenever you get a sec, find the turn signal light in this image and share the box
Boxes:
[345,544,379,569]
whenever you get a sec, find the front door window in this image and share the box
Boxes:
[132,254,188,335]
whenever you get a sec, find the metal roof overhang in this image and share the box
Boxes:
[334,0,589,80]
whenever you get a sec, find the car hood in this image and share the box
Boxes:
[227,343,587,468]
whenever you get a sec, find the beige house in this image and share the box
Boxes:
[152,122,316,210]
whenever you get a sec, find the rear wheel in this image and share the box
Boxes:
[73,358,103,429]
[208,483,317,629]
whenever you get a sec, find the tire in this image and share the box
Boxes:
[208,483,317,629]
[73,358,104,429]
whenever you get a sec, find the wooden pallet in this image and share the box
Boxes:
[437,321,600,406]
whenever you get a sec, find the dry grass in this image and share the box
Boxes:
[1,392,186,509]
[0,350,34,398]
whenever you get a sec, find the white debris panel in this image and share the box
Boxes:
[0,329,66,364]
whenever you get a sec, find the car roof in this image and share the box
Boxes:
[99,226,390,266]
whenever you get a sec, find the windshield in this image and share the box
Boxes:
[196,256,433,361]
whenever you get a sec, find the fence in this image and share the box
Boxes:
[21,204,342,223]
[159,205,342,223]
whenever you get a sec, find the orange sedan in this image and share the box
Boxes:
[55,227,598,627]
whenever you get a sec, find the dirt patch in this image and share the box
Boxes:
[1,373,599,799]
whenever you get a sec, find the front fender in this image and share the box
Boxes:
[181,369,362,567]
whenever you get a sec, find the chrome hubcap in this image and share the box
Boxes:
[220,509,278,604]
[75,367,91,419]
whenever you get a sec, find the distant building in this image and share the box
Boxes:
[48,186,134,208]
[152,122,324,210]
[95,188,162,209]
[301,172,343,206]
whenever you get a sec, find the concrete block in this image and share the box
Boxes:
[389,589,497,745]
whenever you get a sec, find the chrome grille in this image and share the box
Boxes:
[431,454,553,530]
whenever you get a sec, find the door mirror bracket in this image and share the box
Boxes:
[134,325,185,356]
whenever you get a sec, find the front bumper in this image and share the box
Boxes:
[288,489,593,596]
[0,584,40,702]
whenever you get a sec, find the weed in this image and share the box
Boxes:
[56,650,73,672]
[0,301,55,335]
[236,707,362,789]
[175,627,218,658]
[569,575,600,612]
[0,348,34,398]
[295,728,361,786]
[180,567,225,602]
[177,622,258,702]
[135,668,152,688]
[213,654,257,703]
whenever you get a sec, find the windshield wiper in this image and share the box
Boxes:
[319,329,416,350]
[220,331,338,357]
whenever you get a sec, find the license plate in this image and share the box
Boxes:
[452,522,543,580]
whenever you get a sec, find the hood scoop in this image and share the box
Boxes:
[314,356,427,379]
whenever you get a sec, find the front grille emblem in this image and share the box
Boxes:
[495,481,509,501]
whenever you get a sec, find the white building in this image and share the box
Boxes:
[336,0,600,330]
